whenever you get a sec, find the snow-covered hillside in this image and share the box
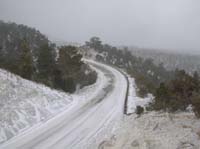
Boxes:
[0,69,69,143]
[0,64,103,144]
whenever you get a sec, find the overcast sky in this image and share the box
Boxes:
[0,0,200,53]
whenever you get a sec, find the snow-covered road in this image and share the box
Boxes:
[1,60,128,149]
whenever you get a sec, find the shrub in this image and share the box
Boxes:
[65,77,76,93]
[191,92,200,118]
[135,106,144,115]
[150,70,200,118]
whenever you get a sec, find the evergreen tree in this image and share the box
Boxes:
[18,39,34,79]
[0,45,4,67]
[191,92,200,118]
[58,46,82,77]
[193,71,200,92]
[37,44,56,85]
[85,37,103,52]
[57,46,71,78]
[57,46,83,92]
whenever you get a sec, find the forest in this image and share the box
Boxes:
[0,21,97,93]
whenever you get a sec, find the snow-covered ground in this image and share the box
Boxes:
[0,60,128,149]
[126,75,153,114]
[99,111,200,149]
[0,69,72,144]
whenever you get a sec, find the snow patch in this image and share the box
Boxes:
[126,75,153,114]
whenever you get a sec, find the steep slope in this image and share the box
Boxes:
[0,68,72,143]
[0,62,100,144]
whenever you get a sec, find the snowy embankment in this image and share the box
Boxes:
[126,75,152,114]
[0,63,104,145]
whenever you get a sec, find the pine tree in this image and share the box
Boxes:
[0,45,4,67]
[57,46,82,92]
[191,92,200,118]
[85,37,102,52]
[57,46,71,77]
[18,39,34,79]
[37,44,56,85]
[57,46,82,78]
[193,71,200,92]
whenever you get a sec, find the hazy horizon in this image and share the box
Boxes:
[0,0,200,54]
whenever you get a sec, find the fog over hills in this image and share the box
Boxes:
[0,0,200,54]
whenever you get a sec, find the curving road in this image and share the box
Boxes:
[1,60,128,149]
